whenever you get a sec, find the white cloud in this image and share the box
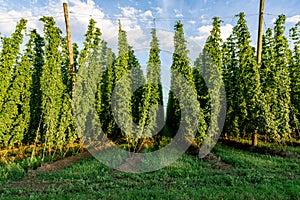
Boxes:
[188,35,206,60]
[157,29,174,53]
[0,0,120,51]
[271,15,300,24]
[116,6,142,34]
[126,28,148,49]
[195,23,233,42]
[153,7,163,15]
[175,13,183,18]
[140,10,153,19]
[114,7,151,52]
[188,23,233,61]
[198,25,212,35]
[66,0,119,50]
[0,7,42,36]
[200,15,210,24]
[286,15,300,23]
[118,6,140,18]
[174,9,183,18]
[271,18,276,23]
[221,24,234,40]
[139,10,154,28]
[21,1,151,56]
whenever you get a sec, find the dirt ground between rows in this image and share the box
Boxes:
[6,151,232,190]
[6,151,91,190]
[5,140,299,190]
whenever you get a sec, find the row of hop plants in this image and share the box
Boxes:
[0,12,299,157]
[194,13,300,145]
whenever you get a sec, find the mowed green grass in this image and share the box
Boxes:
[0,143,299,200]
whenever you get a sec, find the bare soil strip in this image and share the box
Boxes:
[6,151,91,189]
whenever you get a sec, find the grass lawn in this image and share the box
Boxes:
[0,143,299,199]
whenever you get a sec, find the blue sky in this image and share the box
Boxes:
[0,0,299,104]
[0,0,299,58]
